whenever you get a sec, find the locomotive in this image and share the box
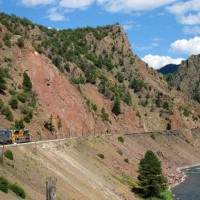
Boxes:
[0,129,31,144]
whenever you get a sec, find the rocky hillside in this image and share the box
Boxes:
[0,13,200,140]
[172,54,200,103]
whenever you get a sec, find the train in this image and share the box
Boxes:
[0,129,31,144]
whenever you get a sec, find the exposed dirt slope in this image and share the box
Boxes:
[1,13,200,138]
[1,129,200,199]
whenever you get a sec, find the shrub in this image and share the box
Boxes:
[0,177,9,193]
[150,133,156,140]
[0,68,7,93]
[4,150,13,160]
[44,115,55,133]
[124,91,132,106]
[14,119,25,129]
[9,96,18,109]
[163,101,169,110]
[22,72,32,92]
[0,99,4,111]
[166,122,171,130]
[100,107,110,122]
[183,108,191,117]
[23,111,33,123]
[124,158,129,163]
[112,98,121,116]
[97,153,104,159]
[129,78,145,92]
[9,183,26,199]
[16,37,24,48]
[2,106,13,121]
[136,111,141,118]
[18,92,28,103]
[118,136,124,143]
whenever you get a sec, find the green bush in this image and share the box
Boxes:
[0,99,4,111]
[100,107,110,122]
[9,183,26,199]
[112,98,121,116]
[129,78,145,92]
[163,101,169,110]
[4,149,13,160]
[9,96,18,109]
[22,72,32,92]
[18,92,28,103]
[124,91,132,106]
[14,119,25,129]
[0,68,7,93]
[16,37,24,48]
[0,176,9,193]
[2,106,13,121]
[23,111,33,123]
[183,108,191,117]
[124,158,129,163]
[97,153,104,159]
[150,133,156,140]
[118,136,124,143]
[44,115,55,133]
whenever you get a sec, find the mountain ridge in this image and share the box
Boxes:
[0,12,200,139]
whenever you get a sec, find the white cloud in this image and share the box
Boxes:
[142,54,184,69]
[136,42,159,51]
[20,0,56,6]
[97,0,175,13]
[46,7,66,21]
[122,20,140,31]
[167,0,200,25]
[59,0,94,10]
[183,26,200,35]
[170,36,200,54]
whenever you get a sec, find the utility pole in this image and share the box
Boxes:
[46,177,57,200]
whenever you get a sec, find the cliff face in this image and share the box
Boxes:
[172,55,200,100]
[0,13,200,139]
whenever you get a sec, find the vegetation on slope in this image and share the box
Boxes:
[0,12,199,132]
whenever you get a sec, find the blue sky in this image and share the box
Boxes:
[1,0,200,69]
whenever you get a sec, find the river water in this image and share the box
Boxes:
[172,165,200,200]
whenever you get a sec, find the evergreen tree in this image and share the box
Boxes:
[136,150,167,199]
[112,98,121,116]
[44,115,55,133]
[22,72,32,92]
[101,107,109,122]
[124,91,132,106]
[0,69,7,93]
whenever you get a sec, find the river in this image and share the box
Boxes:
[172,165,200,200]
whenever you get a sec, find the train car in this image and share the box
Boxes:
[0,130,12,144]
[11,129,31,143]
[0,129,31,144]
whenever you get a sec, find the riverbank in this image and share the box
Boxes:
[171,163,200,188]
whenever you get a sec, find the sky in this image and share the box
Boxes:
[1,0,200,69]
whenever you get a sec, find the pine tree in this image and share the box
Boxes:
[22,72,32,92]
[112,98,121,116]
[0,69,7,93]
[136,150,167,198]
